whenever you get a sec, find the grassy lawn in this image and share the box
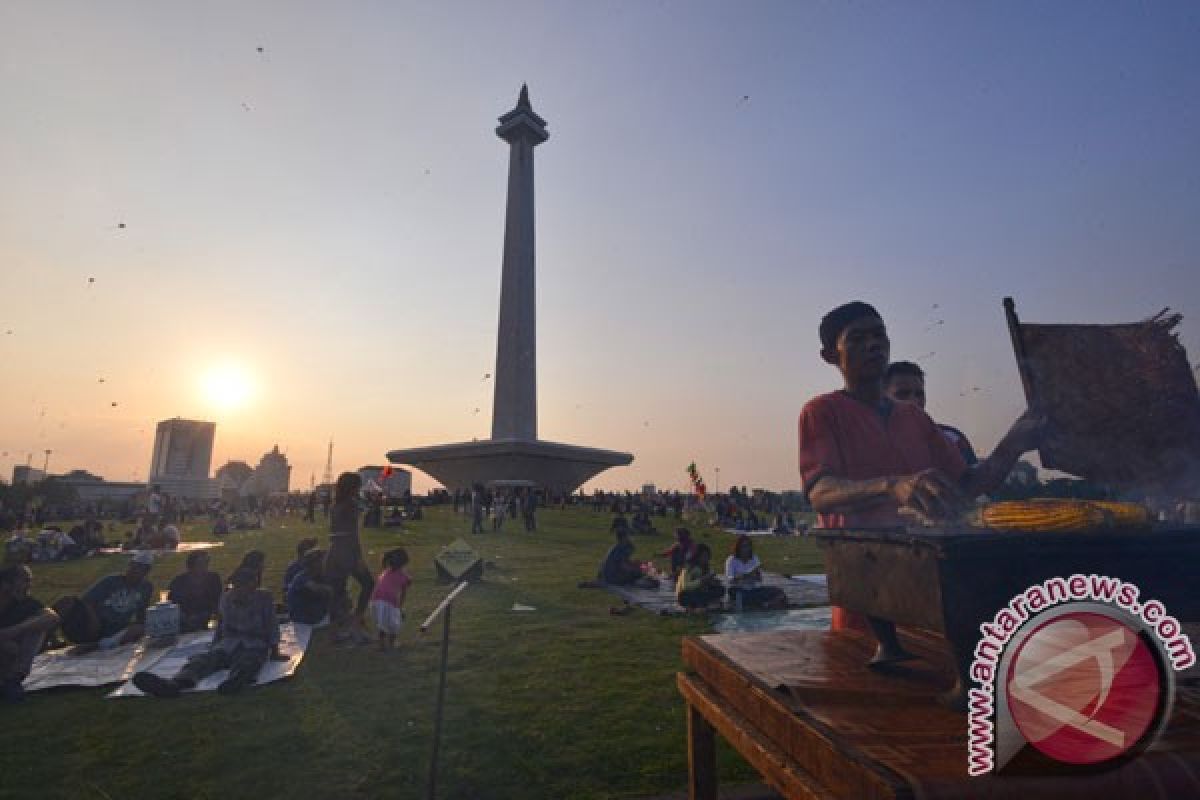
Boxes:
[1,507,824,800]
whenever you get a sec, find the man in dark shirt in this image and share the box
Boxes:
[167,551,223,633]
[281,537,319,604]
[600,529,642,586]
[0,565,59,702]
[133,566,282,697]
[286,549,333,625]
[884,361,979,465]
[53,553,154,653]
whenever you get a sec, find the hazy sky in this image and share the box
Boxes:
[2,2,1199,493]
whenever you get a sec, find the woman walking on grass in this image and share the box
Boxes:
[325,472,375,645]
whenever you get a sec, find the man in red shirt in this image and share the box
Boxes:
[798,302,1041,662]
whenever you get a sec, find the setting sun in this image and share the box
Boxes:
[201,363,254,411]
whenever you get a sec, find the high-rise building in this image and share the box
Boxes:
[148,418,218,499]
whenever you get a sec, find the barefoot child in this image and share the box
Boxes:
[369,549,410,651]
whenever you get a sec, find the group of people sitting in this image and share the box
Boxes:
[608,511,657,539]
[0,531,413,703]
[600,525,788,612]
[127,518,182,550]
[1,549,261,702]
[4,521,110,564]
[211,511,264,537]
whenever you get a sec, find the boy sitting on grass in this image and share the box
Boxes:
[133,566,284,697]
[286,549,332,625]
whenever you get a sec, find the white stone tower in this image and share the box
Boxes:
[387,87,632,493]
[492,85,546,442]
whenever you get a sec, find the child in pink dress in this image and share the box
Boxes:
[369,548,410,651]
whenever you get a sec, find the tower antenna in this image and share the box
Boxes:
[322,438,334,487]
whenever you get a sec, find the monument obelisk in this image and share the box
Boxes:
[387,86,632,493]
[492,85,545,443]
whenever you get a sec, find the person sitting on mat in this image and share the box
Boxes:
[53,553,154,654]
[675,544,724,611]
[724,535,787,610]
[660,527,698,579]
[132,566,283,698]
[0,565,60,703]
[282,538,320,604]
[167,551,223,632]
[287,549,333,625]
[599,528,656,587]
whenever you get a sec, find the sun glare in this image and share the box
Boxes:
[201,363,254,411]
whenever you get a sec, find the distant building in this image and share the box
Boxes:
[358,465,412,498]
[215,461,254,493]
[148,418,218,499]
[11,466,45,486]
[252,445,291,495]
[57,470,143,504]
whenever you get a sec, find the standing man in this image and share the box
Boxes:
[146,485,163,525]
[884,361,979,465]
[470,486,485,535]
[0,566,59,703]
[798,302,1041,663]
[523,488,537,532]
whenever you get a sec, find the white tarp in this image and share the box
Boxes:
[25,639,157,691]
[24,622,311,695]
[93,542,225,556]
[109,622,311,697]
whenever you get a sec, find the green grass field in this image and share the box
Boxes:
[1,508,824,800]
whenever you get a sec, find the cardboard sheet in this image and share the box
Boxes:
[94,542,225,556]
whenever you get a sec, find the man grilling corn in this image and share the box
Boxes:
[798,302,1043,664]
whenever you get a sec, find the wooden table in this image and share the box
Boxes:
[813,526,1200,708]
[678,628,1200,799]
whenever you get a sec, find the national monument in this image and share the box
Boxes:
[387,86,633,493]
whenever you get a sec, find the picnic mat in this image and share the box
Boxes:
[24,623,311,694]
[711,606,831,633]
[94,542,225,556]
[25,639,158,691]
[604,572,829,616]
[109,622,312,697]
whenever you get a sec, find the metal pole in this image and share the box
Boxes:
[426,601,452,800]
[421,580,469,800]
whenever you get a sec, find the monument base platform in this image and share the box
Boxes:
[385,438,632,494]
[678,629,1200,799]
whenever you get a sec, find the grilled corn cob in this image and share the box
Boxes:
[980,500,1108,532]
[1089,501,1152,527]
